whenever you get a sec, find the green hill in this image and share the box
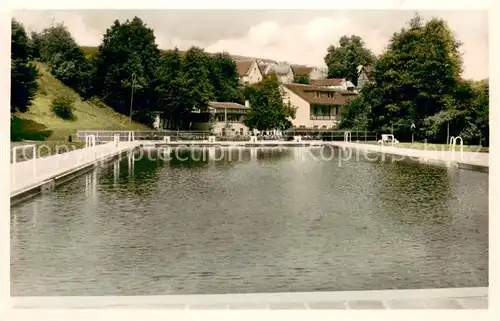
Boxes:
[12,62,149,141]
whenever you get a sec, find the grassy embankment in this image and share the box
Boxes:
[11,62,149,156]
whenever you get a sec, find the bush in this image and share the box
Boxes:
[52,94,75,120]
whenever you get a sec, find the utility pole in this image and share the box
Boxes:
[129,73,136,125]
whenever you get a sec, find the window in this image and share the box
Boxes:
[240,128,244,135]
[335,106,339,115]
[299,125,306,128]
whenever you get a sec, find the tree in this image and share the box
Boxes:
[293,74,310,85]
[182,46,214,112]
[11,19,38,113]
[208,52,241,102]
[339,91,371,130]
[28,31,42,60]
[470,79,489,145]
[152,48,190,129]
[37,23,93,98]
[361,14,467,142]
[423,79,489,145]
[324,35,376,85]
[93,17,161,120]
[244,73,296,131]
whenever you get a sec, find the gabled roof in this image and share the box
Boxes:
[267,63,292,76]
[310,78,344,87]
[235,60,255,77]
[208,102,250,110]
[283,83,353,105]
[257,60,268,70]
[290,65,314,77]
[360,65,373,79]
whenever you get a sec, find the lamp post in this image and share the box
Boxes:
[129,73,136,125]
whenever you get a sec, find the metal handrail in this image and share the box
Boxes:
[344,131,352,143]
[449,136,464,162]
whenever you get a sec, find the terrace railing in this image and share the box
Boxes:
[76,130,379,143]
[285,129,377,142]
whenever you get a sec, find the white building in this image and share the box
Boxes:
[357,64,373,90]
[235,60,263,85]
[189,101,251,136]
[282,83,356,129]
[310,78,357,92]
[290,65,327,81]
[262,62,294,83]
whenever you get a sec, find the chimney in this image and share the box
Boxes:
[245,100,250,108]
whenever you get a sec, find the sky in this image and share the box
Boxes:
[13,9,489,80]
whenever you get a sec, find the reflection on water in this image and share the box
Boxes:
[10,147,488,296]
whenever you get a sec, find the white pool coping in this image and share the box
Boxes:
[9,287,488,309]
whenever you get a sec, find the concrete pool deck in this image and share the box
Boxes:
[328,141,488,171]
[10,141,140,203]
[10,287,488,309]
[142,140,488,171]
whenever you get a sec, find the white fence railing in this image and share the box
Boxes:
[77,130,378,143]
[77,130,213,142]
[11,141,136,195]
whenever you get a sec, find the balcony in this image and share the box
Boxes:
[310,115,338,120]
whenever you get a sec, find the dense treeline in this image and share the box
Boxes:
[326,15,489,146]
[12,14,489,144]
[11,20,38,113]
[12,17,244,129]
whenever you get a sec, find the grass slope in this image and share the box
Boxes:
[13,62,149,141]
